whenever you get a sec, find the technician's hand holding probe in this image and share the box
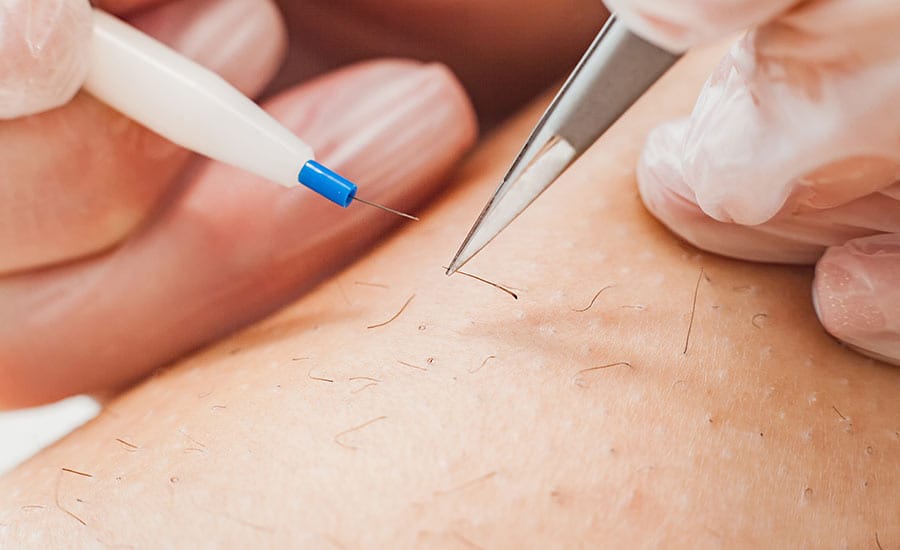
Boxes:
[3,6,413,218]
[450,1,900,366]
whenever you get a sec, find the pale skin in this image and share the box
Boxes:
[1,47,897,548]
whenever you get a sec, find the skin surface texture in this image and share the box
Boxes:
[0,46,897,548]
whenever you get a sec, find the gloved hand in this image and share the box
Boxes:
[0,0,93,118]
[606,0,900,365]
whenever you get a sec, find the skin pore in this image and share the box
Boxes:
[1,46,897,548]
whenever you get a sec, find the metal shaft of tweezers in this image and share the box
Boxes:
[446,16,681,275]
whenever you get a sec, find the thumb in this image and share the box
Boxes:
[0,0,93,119]
[814,233,900,366]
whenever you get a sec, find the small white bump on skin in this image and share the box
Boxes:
[589,251,608,264]
[513,310,526,320]
[807,393,818,405]
[626,388,645,405]
[638,251,656,262]
[529,356,547,372]
[539,324,556,337]
[549,290,564,303]
[617,266,632,276]
[778,411,786,420]
[715,369,729,381]
[760,346,773,360]
[561,240,575,250]
[647,272,666,286]
[800,429,813,442]
[838,378,849,386]
[803,356,815,368]
[719,446,733,460]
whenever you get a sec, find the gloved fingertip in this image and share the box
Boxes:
[0,0,93,119]
[813,236,900,366]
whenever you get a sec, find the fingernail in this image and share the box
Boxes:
[130,0,286,95]
[277,61,478,192]
[814,236,900,364]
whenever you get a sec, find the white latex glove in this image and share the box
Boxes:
[606,0,900,365]
[0,0,93,118]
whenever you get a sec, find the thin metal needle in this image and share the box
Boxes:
[353,196,419,221]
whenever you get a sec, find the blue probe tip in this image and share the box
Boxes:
[298,160,358,207]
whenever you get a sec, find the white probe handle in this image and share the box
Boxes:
[83,9,311,189]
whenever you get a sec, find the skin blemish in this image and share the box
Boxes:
[572,285,615,313]
[367,294,415,329]
[334,416,387,450]
[418,324,427,331]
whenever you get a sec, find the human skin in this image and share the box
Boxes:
[1,46,897,548]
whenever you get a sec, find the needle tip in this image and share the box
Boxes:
[352,196,419,221]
